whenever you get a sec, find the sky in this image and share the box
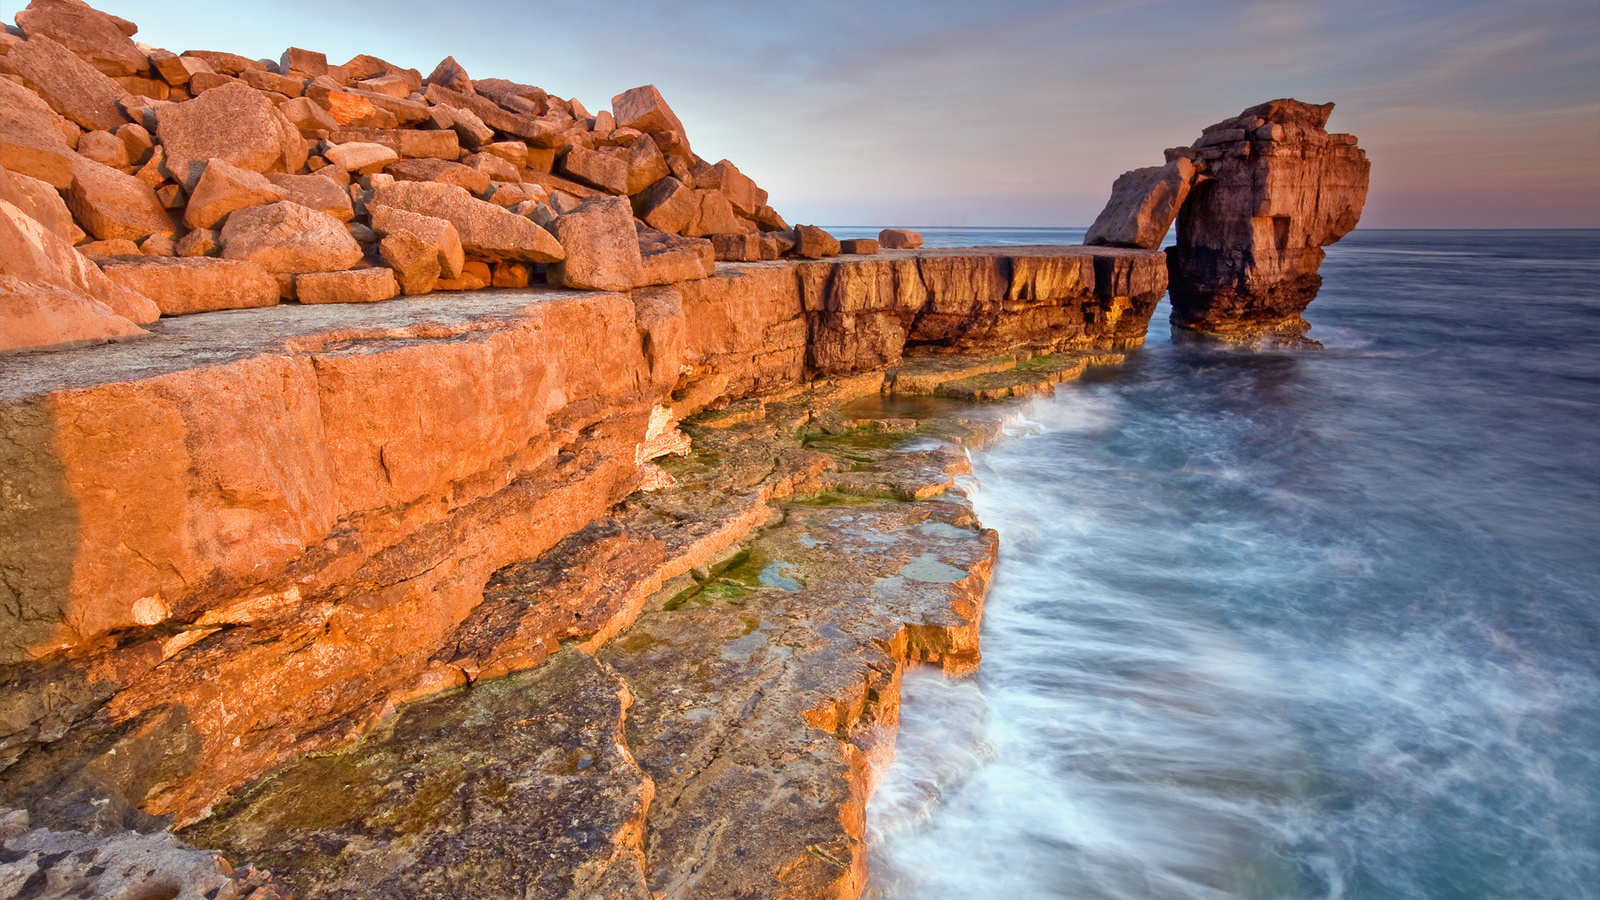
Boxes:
[8,0,1597,227]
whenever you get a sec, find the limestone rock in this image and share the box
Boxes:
[369,203,465,278]
[878,228,923,249]
[1166,98,1370,336]
[154,82,306,190]
[219,201,363,274]
[100,257,279,315]
[0,165,83,243]
[14,0,149,77]
[185,157,290,229]
[323,141,397,174]
[295,267,399,304]
[370,181,564,263]
[0,273,144,352]
[66,154,175,242]
[266,172,354,221]
[0,78,79,188]
[0,197,159,322]
[0,34,129,132]
[380,230,440,294]
[548,194,642,291]
[1084,156,1195,249]
[793,224,841,259]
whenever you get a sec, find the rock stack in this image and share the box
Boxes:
[1086,98,1370,337]
[0,0,851,354]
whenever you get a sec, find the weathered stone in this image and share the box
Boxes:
[429,103,494,152]
[711,159,760,216]
[0,196,158,322]
[356,73,413,99]
[0,273,144,352]
[279,47,328,79]
[15,0,149,77]
[295,267,399,304]
[0,164,83,243]
[181,50,263,78]
[75,237,141,259]
[636,224,715,286]
[484,181,545,208]
[1166,98,1370,336]
[264,172,352,221]
[140,233,176,257]
[0,34,129,132]
[371,181,564,263]
[369,204,465,278]
[380,230,440,295]
[684,189,754,237]
[175,227,217,257]
[1085,156,1195,249]
[100,257,279,315]
[461,151,520,183]
[622,134,669,196]
[878,228,923,249]
[323,140,397,174]
[434,259,490,290]
[238,69,303,99]
[548,194,642,292]
[148,50,209,87]
[112,74,168,101]
[559,143,628,194]
[490,261,530,288]
[840,237,880,255]
[710,232,763,262]
[384,157,491,194]
[115,122,154,165]
[793,224,841,259]
[185,157,289,229]
[305,84,395,128]
[74,128,128,167]
[277,96,338,135]
[0,77,79,188]
[337,55,421,93]
[219,201,363,274]
[425,55,472,94]
[155,82,306,190]
[611,84,689,155]
[752,204,789,232]
[186,71,240,96]
[66,154,175,242]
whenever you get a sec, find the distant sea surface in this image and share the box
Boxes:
[856,229,1600,899]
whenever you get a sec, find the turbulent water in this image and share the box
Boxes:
[855,229,1600,899]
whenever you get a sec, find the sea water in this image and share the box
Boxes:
[847,229,1600,899]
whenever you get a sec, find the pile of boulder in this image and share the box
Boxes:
[0,0,864,353]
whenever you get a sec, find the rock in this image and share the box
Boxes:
[793,224,841,259]
[559,144,628,194]
[710,232,763,262]
[611,84,690,154]
[370,181,564,264]
[0,34,129,132]
[1166,98,1370,336]
[434,259,490,290]
[187,71,240,96]
[548,195,642,292]
[369,204,465,278]
[0,77,79,188]
[75,237,141,259]
[140,234,176,257]
[295,267,399,304]
[66,154,176,242]
[878,227,923,249]
[0,164,83,243]
[100,257,279,315]
[711,159,761,216]
[175,227,218,257]
[280,47,328,79]
[1084,156,1195,249]
[155,82,306,190]
[181,50,265,78]
[0,273,144,352]
[752,204,789,232]
[115,122,154,165]
[491,261,530,288]
[430,104,494,152]
[323,141,397,174]
[622,134,669,196]
[384,158,491,194]
[278,95,339,134]
[185,157,290,229]
[240,69,304,99]
[266,172,353,221]
[425,55,473,94]
[840,237,880,255]
[219,201,363,274]
[14,0,149,77]
[0,197,159,322]
[483,181,544,208]
[461,152,520,184]
[75,128,128,167]
[380,230,439,294]
[148,50,210,87]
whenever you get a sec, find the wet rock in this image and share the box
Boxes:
[218,200,362,273]
[549,194,643,292]
[371,180,564,263]
[155,82,306,190]
[0,34,130,132]
[1166,98,1370,337]
[184,157,289,229]
[1084,156,1195,249]
[99,257,279,315]
[295,267,399,304]
[877,228,922,250]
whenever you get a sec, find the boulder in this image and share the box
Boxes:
[684,190,753,237]
[710,233,763,262]
[0,197,159,323]
[184,157,290,229]
[239,69,304,99]
[712,160,761,216]
[1084,157,1195,249]
[278,96,339,134]
[631,176,696,234]
[74,129,128,168]
[430,104,494,152]
[793,224,841,259]
[839,238,880,255]
[175,228,218,257]
[0,78,79,188]
[637,225,714,285]
[98,257,279,315]
[370,181,563,263]
[490,261,531,288]
[266,172,353,221]
[280,47,328,79]
[218,201,363,274]
[0,165,83,243]
[295,267,399,304]
[65,154,175,242]
[426,56,473,95]
[611,84,690,154]
[384,158,491,195]
[752,205,789,232]
[0,273,144,352]
[878,228,923,249]
[181,50,264,78]
[75,238,141,260]
[324,141,398,174]
[154,82,306,190]
[461,152,520,184]
[14,0,149,77]
[148,51,210,87]
[620,136,669,197]
[1166,99,1370,336]
[379,230,440,294]
[548,195,642,292]
[559,144,627,194]
[114,123,154,165]
[0,34,129,132]
[434,259,490,290]
[369,204,465,278]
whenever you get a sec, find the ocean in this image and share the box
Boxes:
[836,228,1600,899]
